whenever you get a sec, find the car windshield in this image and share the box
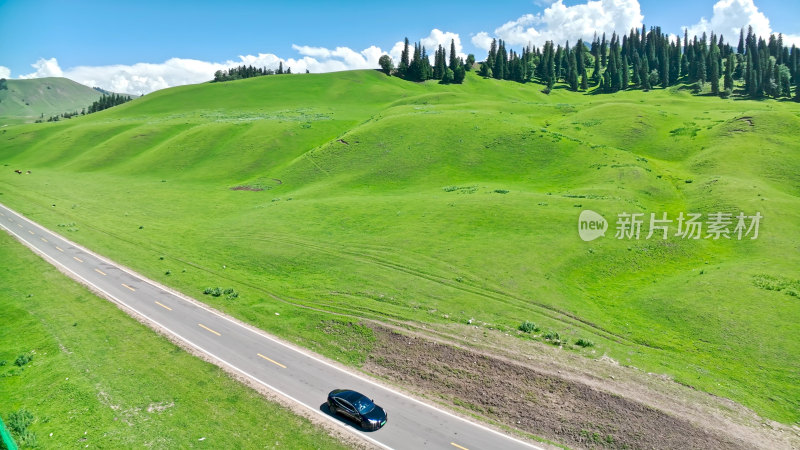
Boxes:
[353,397,375,414]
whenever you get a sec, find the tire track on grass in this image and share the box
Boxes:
[227,233,638,346]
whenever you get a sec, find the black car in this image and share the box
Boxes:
[327,389,388,431]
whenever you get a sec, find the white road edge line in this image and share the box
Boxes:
[0,204,544,450]
[0,215,391,450]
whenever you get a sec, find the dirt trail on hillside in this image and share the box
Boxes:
[364,325,797,450]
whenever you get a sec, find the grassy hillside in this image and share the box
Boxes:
[0,70,798,424]
[0,232,346,449]
[0,78,105,125]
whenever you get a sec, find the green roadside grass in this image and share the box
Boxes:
[0,232,347,449]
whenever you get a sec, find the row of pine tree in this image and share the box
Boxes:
[392,25,800,100]
[212,63,301,82]
[383,38,476,84]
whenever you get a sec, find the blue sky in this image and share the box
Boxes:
[1,0,797,93]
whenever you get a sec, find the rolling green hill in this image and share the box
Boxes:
[0,70,798,425]
[0,77,109,125]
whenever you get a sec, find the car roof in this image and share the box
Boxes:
[334,389,369,404]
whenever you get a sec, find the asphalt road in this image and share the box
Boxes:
[0,202,543,450]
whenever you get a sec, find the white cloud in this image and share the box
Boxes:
[19,57,63,79]
[0,66,10,78]
[684,0,770,40]
[783,34,800,47]
[420,29,466,60]
[13,47,386,95]
[291,45,333,59]
[472,0,643,54]
[471,32,494,52]
[12,28,466,94]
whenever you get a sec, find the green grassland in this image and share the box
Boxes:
[0,70,798,424]
[0,232,347,448]
[0,78,111,125]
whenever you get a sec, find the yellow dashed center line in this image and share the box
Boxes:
[94,268,106,276]
[155,301,172,311]
[17,224,23,228]
[73,256,83,263]
[121,283,135,292]
[28,230,35,235]
[56,246,64,252]
[450,443,469,450]
[198,323,220,336]
[40,237,48,243]
[257,353,287,369]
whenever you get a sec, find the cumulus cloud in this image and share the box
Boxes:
[0,66,10,78]
[684,0,770,40]
[472,0,643,53]
[13,28,466,94]
[19,57,63,79]
[420,29,467,60]
[14,45,390,95]
[782,34,800,47]
[471,32,494,52]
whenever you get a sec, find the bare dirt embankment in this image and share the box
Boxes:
[363,324,799,450]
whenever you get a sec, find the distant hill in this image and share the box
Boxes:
[0,77,134,125]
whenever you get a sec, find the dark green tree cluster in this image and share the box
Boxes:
[396,38,469,84]
[35,109,85,123]
[87,93,132,114]
[740,27,796,98]
[477,37,591,93]
[0,78,7,90]
[213,63,293,82]
[470,25,799,100]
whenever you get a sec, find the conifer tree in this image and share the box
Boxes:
[710,56,720,95]
[592,38,601,83]
[724,54,734,92]
[622,54,630,89]
[738,28,745,55]
[487,39,497,75]
[641,55,651,89]
[568,50,579,91]
[433,45,445,79]
[449,39,458,70]
[400,38,410,77]
[796,68,800,101]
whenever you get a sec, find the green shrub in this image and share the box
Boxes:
[543,331,565,345]
[8,409,33,434]
[494,189,509,194]
[14,354,32,367]
[518,321,539,333]
[575,338,594,348]
[543,330,559,340]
